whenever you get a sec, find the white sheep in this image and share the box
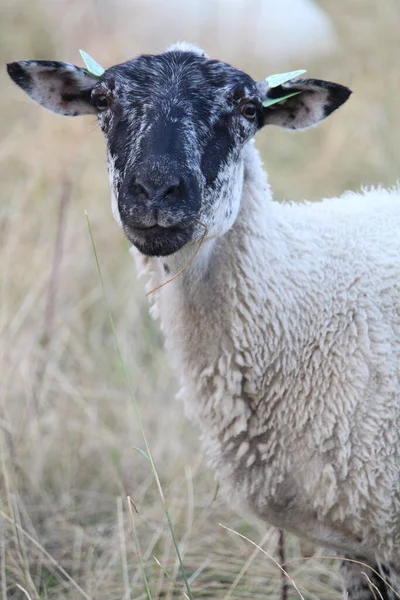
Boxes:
[7,42,400,600]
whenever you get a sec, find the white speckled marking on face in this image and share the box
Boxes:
[107,152,122,226]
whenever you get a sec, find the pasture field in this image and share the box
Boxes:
[1,0,399,597]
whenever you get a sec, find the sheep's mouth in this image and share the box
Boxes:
[123,223,193,257]
[130,224,181,237]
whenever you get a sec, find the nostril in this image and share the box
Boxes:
[132,181,149,199]
[163,179,182,200]
[164,183,180,198]
[131,175,184,202]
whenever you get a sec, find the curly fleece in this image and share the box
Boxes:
[133,140,400,564]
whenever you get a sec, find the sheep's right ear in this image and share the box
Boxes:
[6,60,98,116]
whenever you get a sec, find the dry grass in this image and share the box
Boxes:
[1,0,399,597]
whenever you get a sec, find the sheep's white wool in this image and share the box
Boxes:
[135,142,400,565]
[107,152,122,226]
[165,41,208,57]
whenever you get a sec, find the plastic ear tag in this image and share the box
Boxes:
[79,49,105,77]
[265,69,307,88]
[262,91,302,108]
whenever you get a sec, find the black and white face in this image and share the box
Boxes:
[99,44,263,256]
[7,42,351,257]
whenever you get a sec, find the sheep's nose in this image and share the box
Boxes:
[132,175,183,202]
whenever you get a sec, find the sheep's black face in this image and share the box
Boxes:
[94,44,262,256]
[7,44,351,256]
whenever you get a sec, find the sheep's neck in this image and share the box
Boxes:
[142,142,304,435]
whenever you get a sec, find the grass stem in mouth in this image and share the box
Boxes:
[145,221,208,297]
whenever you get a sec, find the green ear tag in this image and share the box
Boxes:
[79,49,105,77]
[265,69,307,88]
[262,91,302,108]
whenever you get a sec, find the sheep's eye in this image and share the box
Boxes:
[240,103,257,120]
[94,95,111,111]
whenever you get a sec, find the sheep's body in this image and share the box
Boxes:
[8,43,399,598]
[134,141,400,565]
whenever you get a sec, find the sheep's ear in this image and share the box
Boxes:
[6,60,98,116]
[257,78,351,130]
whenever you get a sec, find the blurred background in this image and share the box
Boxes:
[1,0,400,598]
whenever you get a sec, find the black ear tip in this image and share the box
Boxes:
[338,85,352,102]
[324,84,352,117]
[7,61,33,92]
[7,61,22,78]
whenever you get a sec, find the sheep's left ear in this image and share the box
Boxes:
[257,78,351,130]
[6,60,98,116]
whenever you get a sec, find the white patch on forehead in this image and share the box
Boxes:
[165,41,208,57]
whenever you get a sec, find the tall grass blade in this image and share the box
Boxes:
[86,213,193,600]
[127,497,153,600]
[283,556,400,600]
[132,446,150,460]
[0,510,92,600]
[220,523,306,600]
